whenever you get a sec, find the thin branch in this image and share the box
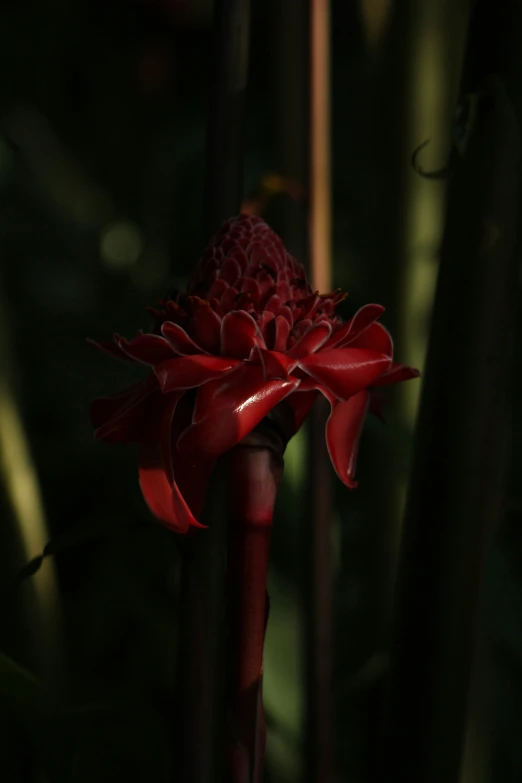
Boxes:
[305,2,334,783]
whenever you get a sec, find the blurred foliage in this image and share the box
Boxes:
[0,1,521,782]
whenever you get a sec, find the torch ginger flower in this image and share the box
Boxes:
[90,215,419,532]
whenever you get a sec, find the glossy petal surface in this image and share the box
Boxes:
[326,391,370,488]
[299,348,391,400]
[177,364,299,460]
[138,392,206,532]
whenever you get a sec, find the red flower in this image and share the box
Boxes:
[90,215,419,533]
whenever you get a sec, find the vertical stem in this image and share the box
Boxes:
[306,2,333,783]
[226,441,283,783]
[309,0,332,293]
[177,2,251,782]
[378,51,520,783]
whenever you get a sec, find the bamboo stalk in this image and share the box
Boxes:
[176,2,251,782]
[378,59,520,783]
[305,3,333,782]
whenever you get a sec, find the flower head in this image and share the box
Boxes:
[90,215,419,533]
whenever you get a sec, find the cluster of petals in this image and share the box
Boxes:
[90,215,419,533]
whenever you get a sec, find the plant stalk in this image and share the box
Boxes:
[177,1,251,781]
[378,57,520,783]
[305,2,334,782]
[226,434,284,783]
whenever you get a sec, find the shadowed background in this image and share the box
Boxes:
[1,1,522,782]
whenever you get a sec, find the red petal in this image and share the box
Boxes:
[286,322,332,359]
[154,355,241,392]
[326,391,370,488]
[373,363,421,387]
[257,349,297,380]
[347,322,393,356]
[190,297,222,353]
[266,314,291,352]
[285,389,320,431]
[298,348,391,400]
[177,364,299,460]
[161,322,208,356]
[324,304,385,350]
[116,333,174,365]
[87,338,133,362]
[209,278,229,300]
[138,392,206,533]
[91,376,158,442]
[220,310,267,359]
[219,257,242,284]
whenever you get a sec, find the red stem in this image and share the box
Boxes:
[226,443,283,783]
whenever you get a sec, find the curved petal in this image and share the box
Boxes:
[255,348,297,381]
[298,348,391,400]
[87,337,134,362]
[220,310,267,359]
[154,355,241,392]
[177,364,299,460]
[266,314,291,352]
[323,304,385,350]
[286,321,332,359]
[161,322,209,356]
[190,297,222,353]
[372,362,421,387]
[346,321,393,356]
[116,333,175,365]
[91,376,159,442]
[285,389,320,431]
[326,391,370,488]
[138,392,206,533]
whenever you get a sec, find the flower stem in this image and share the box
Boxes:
[226,436,284,783]
[176,1,251,781]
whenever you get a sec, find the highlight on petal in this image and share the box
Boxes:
[326,390,370,488]
[220,310,267,359]
[286,321,332,359]
[161,322,208,356]
[138,391,206,533]
[154,355,241,392]
[177,364,299,460]
[115,333,175,365]
[298,348,391,400]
